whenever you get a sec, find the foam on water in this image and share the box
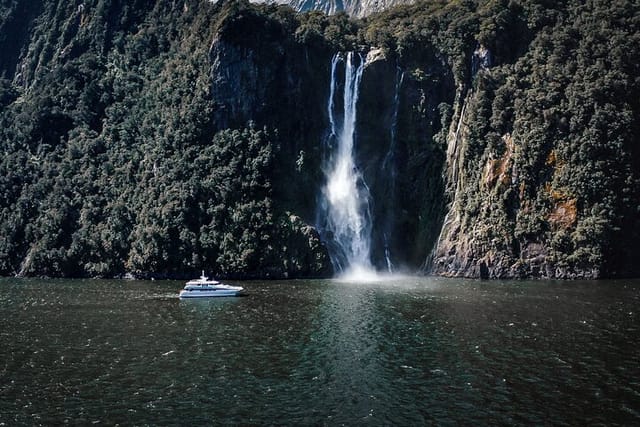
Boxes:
[336,264,415,284]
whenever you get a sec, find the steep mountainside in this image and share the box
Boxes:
[0,0,639,279]
[0,0,334,279]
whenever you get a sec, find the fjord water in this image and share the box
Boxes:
[2,278,640,425]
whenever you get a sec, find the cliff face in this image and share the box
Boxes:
[354,49,453,271]
[209,6,333,220]
[429,6,640,279]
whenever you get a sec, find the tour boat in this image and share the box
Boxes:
[179,272,245,298]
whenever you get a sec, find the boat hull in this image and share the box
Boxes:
[179,289,243,298]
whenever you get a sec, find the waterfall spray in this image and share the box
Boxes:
[318,52,375,277]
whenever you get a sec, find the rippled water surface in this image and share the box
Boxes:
[1,276,640,425]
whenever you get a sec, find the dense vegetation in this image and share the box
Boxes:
[0,0,638,278]
[0,0,333,278]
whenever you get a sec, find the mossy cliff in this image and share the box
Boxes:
[0,0,639,279]
[427,1,640,279]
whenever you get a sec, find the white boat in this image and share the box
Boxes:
[179,272,245,298]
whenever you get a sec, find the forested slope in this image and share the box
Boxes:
[0,0,333,278]
[0,0,638,279]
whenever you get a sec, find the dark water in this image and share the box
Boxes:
[1,276,640,425]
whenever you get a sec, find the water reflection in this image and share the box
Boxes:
[300,280,384,422]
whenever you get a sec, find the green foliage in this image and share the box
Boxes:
[0,0,639,279]
[196,127,274,275]
[445,0,640,277]
[0,0,330,278]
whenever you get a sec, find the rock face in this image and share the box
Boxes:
[209,5,333,224]
[253,0,414,17]
[429,34,640,279]
[355,49,453,271]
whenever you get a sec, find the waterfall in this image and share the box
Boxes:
[381,67,404,173]
[381,67,404,273]
[318,52,374,276]
[327,53,340,138]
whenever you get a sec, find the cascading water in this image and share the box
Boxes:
[317,52,375,277]
[380,67,404,273]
